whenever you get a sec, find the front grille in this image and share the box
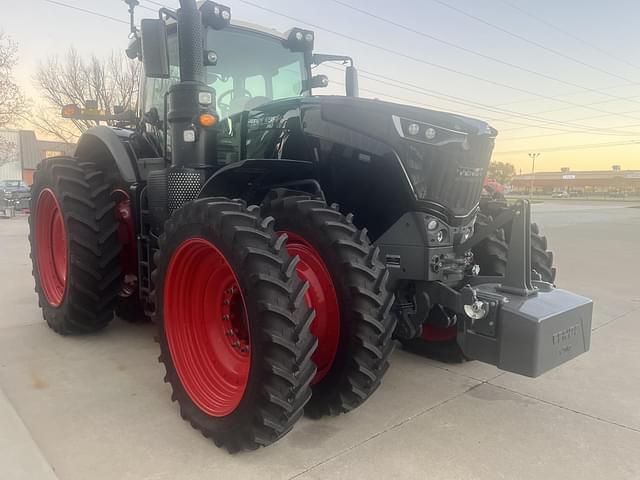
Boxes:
[397,138,492,218]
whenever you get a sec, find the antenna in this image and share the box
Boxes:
[124,0,139,35]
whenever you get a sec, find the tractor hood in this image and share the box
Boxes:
[240,95,497,224]
[301,96,497,219]
[310,95,496,138]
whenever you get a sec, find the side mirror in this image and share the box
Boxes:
[141,19,169,79]
[346,66,359,97]
[310,74,329,89]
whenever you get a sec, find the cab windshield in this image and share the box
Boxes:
[205,27,308,116]
[144,26,308,118]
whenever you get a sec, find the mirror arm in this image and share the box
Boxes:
[159,7,177,20]
[124,0,139,36]
[312,53,354,67]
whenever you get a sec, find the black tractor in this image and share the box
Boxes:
[28,0,592,452]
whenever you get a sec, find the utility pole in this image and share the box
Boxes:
[528,152,540,201]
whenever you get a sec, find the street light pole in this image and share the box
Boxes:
[528,152,540,201]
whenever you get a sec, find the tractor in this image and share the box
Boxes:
[28,0,593,452]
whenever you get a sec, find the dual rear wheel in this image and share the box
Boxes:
[154,195,395,451]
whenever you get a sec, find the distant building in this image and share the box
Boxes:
[512,167,640,195]
[0,130,75,185]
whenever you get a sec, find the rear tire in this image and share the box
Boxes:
[153,198,317,452]
[263,194,396,418]
[29,157,121,335]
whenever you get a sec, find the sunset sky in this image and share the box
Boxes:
[4,0,640,173]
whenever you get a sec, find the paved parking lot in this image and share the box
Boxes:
[1,200,639,480]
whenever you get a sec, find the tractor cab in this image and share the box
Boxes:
[141,21,314,120]
[130,1,360,172]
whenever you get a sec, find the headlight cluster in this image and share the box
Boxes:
[200,1,231,30]
[426,217,448,245]
[424,216,474,246]
[284,28,315,52]
[392,115,468,148]
[425,216,448,245]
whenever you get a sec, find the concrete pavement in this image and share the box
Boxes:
[0,388,58,480]
[1,200,639,480]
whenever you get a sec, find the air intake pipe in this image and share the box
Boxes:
[177,0,203,83]
[167,0,216,209]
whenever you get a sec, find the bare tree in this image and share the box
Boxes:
[32,47,140,141]
[28,106,85,143]
[0,32,26,128]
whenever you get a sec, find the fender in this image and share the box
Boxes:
[75,126,139,183]
[198,159,320,204]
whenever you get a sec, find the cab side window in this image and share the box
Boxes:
[143,68,180,116]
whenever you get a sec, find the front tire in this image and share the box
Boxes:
[263,194,396,418]
[473,213,556,283]
[153,198,317,452]
[29,157,122,335]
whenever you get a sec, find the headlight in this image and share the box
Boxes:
[198,91,213,105]
[425,127,436,140]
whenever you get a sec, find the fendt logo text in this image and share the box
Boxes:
[552,324,579,345]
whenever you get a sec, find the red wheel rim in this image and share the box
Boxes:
[281,232,340,384]
[35,188,67,307]
[164,238,250,417]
